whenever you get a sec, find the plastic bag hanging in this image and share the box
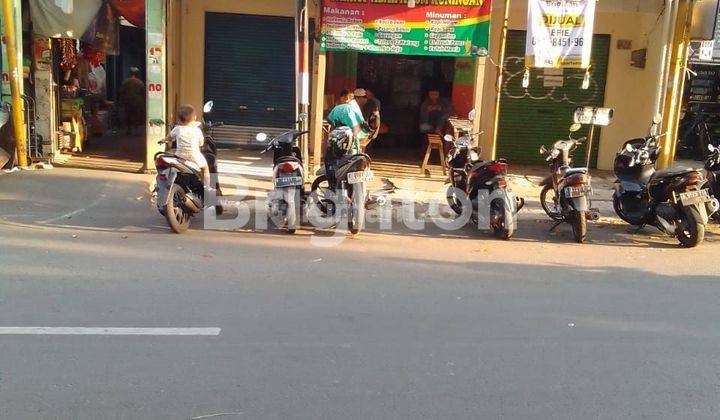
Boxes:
[522,68,530,88]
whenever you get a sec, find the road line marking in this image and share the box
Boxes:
[0,327,221,336]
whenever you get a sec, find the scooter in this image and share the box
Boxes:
[255,114,308,234]
[155,101,224,233]
[0,105,16,169]
[703,143,720,221]
[612,115,719,247]
[310,127,374,235]
[442,124,524,240]
[539,123,598,244]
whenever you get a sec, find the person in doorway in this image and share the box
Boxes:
[419,88,452,135]
[353,88,381,142]
[119,67,146,135]
[167,105,211,192]
[325,89,365,185]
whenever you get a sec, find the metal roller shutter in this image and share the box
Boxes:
[497,31,610,167]
[204,13,296,144]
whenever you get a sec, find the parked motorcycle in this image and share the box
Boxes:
[705,143,720,221]
[155,101,224,233]
[310,127,374,235]
[255,115,308,234]
[0,105,16,169]
[442,122,523,240]
[612,115,719,247]
[539,123,597,243]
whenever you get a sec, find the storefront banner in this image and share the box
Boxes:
[320,0,492,57]
[525,0,596,69]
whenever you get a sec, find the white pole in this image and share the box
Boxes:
[654,0,678,117]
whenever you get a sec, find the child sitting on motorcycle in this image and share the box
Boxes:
[168,105,211,191]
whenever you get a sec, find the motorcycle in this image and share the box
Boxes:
[704,143,720,221]
[255,114,308,234]
[539,123,598,244]
[442,122,524,240]
[155,101,224,233]
[612,115,719,247]
[0,105,16,169]
[310,127,374,235]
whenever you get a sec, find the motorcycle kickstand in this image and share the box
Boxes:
[549,220,564,232]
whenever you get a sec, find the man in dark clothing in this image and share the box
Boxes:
[119,67,146,135]
[419,89,452,135]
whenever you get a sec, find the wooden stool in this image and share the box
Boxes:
[421,133,446,175]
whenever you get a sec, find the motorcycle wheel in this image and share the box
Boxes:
[571,210,587,244]
[285,188,298,234]
[676,208,705,248]
[446,186,463,216]
[310,175,336,217]
[540,185,563,221]
[165,183,191,234]
[490,198,514,240]
[348,183,366,235]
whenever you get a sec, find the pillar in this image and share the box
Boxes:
[145,0,167,172]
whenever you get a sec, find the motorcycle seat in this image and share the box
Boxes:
[650,167,696,181]
[275,156,302,164]
[563,167,588,176]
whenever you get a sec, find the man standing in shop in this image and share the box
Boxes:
[419,88,452,135]
[119,67,146,136]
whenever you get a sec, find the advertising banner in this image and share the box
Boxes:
[525,0,596,68]
[320,0,492,57]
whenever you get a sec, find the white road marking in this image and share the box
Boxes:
[0,327,221,336]
[40,182,111,224]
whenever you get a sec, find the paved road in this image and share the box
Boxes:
[1,168,719,419]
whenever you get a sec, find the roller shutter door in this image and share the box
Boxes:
[497,31,610,167]
[204,13,296,144]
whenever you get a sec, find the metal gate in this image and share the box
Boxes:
[204,13,296,144]
[497,31,610,167]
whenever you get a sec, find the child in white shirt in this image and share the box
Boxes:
[169,104,210,190]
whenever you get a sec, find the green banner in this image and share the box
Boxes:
[321,0,492,57]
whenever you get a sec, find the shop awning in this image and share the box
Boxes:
[110,0,145,28]
[30,0,103,39]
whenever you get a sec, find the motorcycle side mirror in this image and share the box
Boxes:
[708,144,716,153]
[203,101,214,114]
[652,113,662,125]
[468,109,477,121]
[443,134,454,142]
[539,145,547,154]
[255,133,268,142]
[625,144,634,153]
[569,123,582,133]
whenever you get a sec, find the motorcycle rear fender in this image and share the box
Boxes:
[491,188,518,214]
[571,195,589,212]
[156,168,178,208]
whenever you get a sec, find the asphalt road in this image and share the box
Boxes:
[1,168,719,420]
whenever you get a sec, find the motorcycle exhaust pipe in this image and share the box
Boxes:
[366,195,389,208]
[707,198,720,215]
[181,194,202,213]
[587,209,601,222]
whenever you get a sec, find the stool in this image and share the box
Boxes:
[421,133,446,175]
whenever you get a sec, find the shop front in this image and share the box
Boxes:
[311,0,491,171]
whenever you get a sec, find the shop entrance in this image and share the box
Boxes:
[327,52,473,167]
[52,22,147,171]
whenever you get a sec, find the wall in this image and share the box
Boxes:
[480,0,667,170]
[174,0,298,114]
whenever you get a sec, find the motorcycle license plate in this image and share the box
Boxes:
[347,170,374,184]
[564,185,590,198]
[679,189,711,206]
[275,176,303,188]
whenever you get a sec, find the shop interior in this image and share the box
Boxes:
[325,52,476,168]
[679,61,720,160]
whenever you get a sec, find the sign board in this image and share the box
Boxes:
[574,106,614,126]
[320,0,492,57]
[700,41,715,61]
[525,0,597,68]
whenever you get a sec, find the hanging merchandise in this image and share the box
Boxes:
[525,0,597,69]
[29,0,103,38]
[82,44,105,66]
[110,0,145,28]
[82,2,120,54]
[59,38,78,72]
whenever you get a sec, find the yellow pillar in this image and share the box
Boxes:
[2,0,26,167]
[487,0,511,161]
[658,0,694,169]
[310,51,327,174]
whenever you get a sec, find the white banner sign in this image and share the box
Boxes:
[699,40,715,61]
[526,0,597,69]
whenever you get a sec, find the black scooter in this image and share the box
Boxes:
[443,128,523,240]
[256,114,308,234]
[539,123,598,244]
[613,116,719,247]
[155,101,224,233]
[310,127,374,235]
[703,143,720,221]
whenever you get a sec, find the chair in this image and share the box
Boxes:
[421,133,446,175]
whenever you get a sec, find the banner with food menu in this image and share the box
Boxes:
[525,0,597,68]
[320,0,492,57]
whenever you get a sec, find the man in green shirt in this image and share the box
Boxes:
[326,89,366,154]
